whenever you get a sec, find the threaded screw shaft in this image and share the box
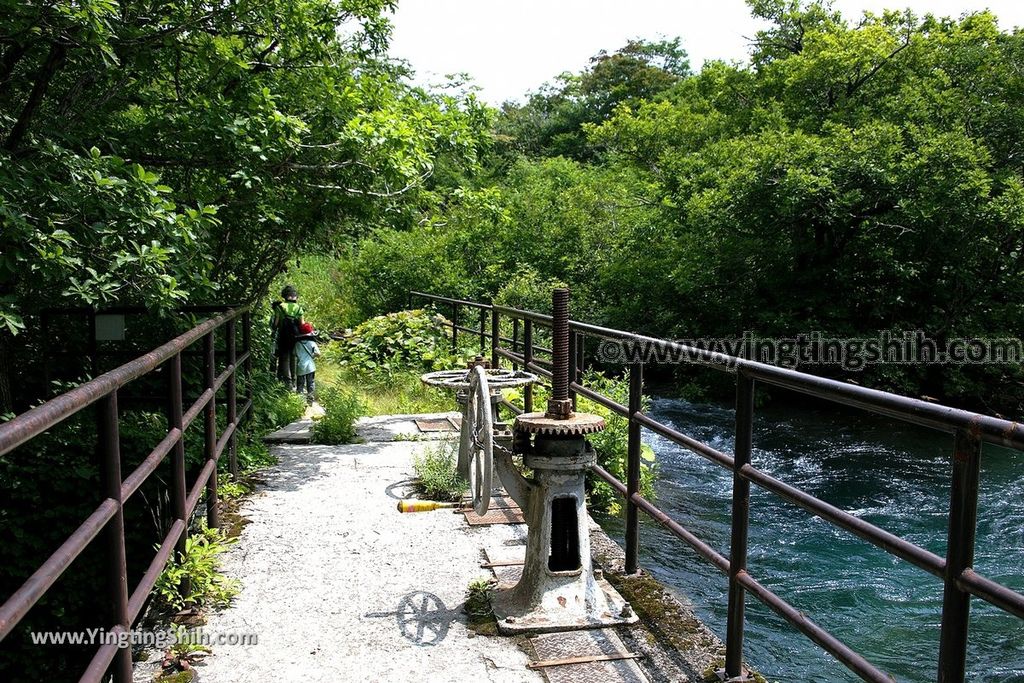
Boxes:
[551,288,570,403]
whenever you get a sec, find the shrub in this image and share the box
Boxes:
[235,441,277,473]
[412,440,466,501]
[492,267,568,313]
[153,524,239,613]
[217,473,249,500]
[327,309,459,377]
[248,372,306,435]
[274,254,360,334]
[464,577,496,624]
[313,386,365,444]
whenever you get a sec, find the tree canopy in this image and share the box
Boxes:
[3,0,1021,414]
[339,1,1024,414]
[0,0,491,408]
[494,37,689,161]
[0,0,487,326]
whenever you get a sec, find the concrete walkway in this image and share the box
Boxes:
[136,413,724,683]
[194,433,543,683]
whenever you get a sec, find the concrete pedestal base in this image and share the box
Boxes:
[493,572,638,635]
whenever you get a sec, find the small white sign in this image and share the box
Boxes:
[95,314,126,341]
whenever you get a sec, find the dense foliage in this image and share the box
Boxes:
[412,440,466,502]
[327,308,459,375]
[326,1,1023,415]
[0,0,489,410]
[312,385,364,444]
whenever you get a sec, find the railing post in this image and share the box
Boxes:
[242,310,252,409]
[451,303,458,353]
[226,317,238,479]
[491,308,500,369]
[523,319,534,413]
[203,331,219,529]
[568,328,577,409]
[479,307,487,355]
[575,332,584,397]
[937,430,982,682]
[98,391,132,682]
[724,372,755,680]
[625,362,643,574]
[167,353,190,598]
[512,318,520,370]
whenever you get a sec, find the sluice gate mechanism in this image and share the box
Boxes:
[418,288,638,635]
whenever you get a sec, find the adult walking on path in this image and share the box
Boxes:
[271,285,305,387]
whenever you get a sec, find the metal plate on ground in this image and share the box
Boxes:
[529,629,647,683]
[463,505,525,525]
[414,416,461,432]
[462,495,525,526]
[484,547,525,588]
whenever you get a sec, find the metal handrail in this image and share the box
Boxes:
[0,307,253,683]
[411,290,1024,683]
[408,291,491,310]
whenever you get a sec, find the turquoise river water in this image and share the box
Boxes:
[596,397,1024,682]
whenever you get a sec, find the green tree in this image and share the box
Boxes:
[495,37,689,161]
[0,0,489,409]
[590,2,1024,409]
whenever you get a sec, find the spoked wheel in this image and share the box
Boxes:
[457,365,493,516]
[421,367,536,391]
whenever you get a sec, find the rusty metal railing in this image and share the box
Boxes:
[408,291,493,355]
[411,290,1024,683]
[0,306,252,682]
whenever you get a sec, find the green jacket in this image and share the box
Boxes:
[272,301,304,329]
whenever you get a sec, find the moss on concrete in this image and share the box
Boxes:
[605,569,708,652]
[464,578,499,636]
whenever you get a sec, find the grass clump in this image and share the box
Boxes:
[412,440,466,501]
[216,473,248,500]
[464,577,498,635]
[235,441,277,472]
[153,524,239,614]
[318,366,452,416]
[312,385,365,444]
[246,370,306,437]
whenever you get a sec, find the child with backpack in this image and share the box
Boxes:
[271,285,304,386]
[294,322,321,402]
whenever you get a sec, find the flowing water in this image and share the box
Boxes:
[596,397,1024,682]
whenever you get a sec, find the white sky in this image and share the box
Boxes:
[388,1,1024,105]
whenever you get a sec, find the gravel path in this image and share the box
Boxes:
[195,439,542,683]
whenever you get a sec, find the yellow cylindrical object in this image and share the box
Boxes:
[396,499,458,513]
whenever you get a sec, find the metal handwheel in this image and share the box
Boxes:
[421,364,537,516]
[421,367,536,391]
[460,365,493,516]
